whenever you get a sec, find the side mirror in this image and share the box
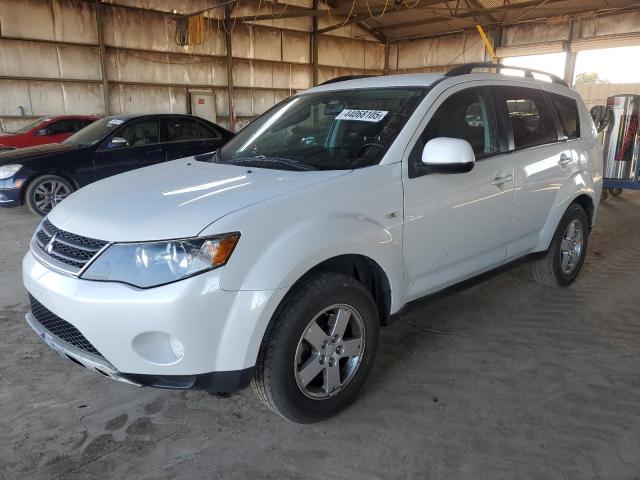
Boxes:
[419,137,475,174]
[107,136,129,149]
[36,128,50,136]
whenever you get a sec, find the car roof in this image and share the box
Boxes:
[102,113,214,122]
[43,115,97,121]
[304,71,576,97]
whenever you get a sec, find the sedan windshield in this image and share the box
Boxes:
[64,117,125,146]
[216,88,427,171]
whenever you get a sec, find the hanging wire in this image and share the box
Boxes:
[363,0,390,20]
[324,0,358,31]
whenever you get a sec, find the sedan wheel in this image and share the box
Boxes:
[25,175,74,216]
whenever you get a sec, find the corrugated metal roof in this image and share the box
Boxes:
[322,0,640,41]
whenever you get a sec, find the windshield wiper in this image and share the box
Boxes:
[228,155,318,171]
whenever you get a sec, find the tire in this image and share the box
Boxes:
[610,188,623,197]
[251,272,379,423]
[25,175,74,216]
[530,203,590,287]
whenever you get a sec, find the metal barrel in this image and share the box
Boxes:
[603,94,640,180]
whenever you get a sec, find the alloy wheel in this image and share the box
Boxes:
[33,180,71,213]
[294,304,365,399]
[559,219,584,274]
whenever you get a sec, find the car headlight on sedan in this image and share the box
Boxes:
[82,233,240,288]
[0,164,22,180]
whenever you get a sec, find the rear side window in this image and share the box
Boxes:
[497,87,558,150]
[550,93,580,139]
[166,118,200,141]
[48,119,85,134]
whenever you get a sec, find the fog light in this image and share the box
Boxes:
[169,336,185,359]
[132,332,185,365]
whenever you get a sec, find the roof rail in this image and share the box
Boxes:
[445,62,567,86]
[319,75,375,86]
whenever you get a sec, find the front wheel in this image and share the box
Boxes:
[530,203,590,287]
[25,175,74,216]
[251,273,379,423]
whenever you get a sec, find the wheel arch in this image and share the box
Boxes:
[21,171,79,204]
[534,189,597,253]
[291,254,393,326]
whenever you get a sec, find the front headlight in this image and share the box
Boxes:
[82,233,240,288]
[0,164,22,180]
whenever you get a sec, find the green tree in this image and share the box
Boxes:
[575,72,610,84]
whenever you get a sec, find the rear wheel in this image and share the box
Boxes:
[251,273,379,423]
[25,175,74,216]
[530,203,590,287]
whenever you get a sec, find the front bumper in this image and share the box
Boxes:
[0,178,22,207]
[23,250,286,386]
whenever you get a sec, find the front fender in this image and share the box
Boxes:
[219,214,405,312]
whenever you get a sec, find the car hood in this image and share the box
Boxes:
[0,142,86,163]
[48,159,349,241]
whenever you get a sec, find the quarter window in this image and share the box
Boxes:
[198,122,221,139]
[498,87,558,150]
[410,87,498,175]
[550,93,580,139]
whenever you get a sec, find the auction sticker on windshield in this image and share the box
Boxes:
[335,109,388,122]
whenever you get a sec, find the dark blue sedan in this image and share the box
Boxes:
[0,114,233,216]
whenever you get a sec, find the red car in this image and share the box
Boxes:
[0,115,97,149]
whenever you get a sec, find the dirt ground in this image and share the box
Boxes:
[1,192,640,480]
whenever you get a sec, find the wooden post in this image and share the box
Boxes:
[225,4,235,131]
[312,0,319,86]
[95,1,110,115]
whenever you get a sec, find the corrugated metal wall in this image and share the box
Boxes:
[0,0,385,132]
[3,1,640,134]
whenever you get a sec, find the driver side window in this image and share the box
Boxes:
[409,87,498,177]
[112,120,160,148]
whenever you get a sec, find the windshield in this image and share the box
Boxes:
[216,88,427,171]
[12,117,48,134]
[64,117,125,146]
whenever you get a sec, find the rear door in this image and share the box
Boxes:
[198,120,226,151]
[492,86,575,259]
[163,117,207,160]
[92,118,166,180]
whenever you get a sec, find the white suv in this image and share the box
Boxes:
[23,64,602,423]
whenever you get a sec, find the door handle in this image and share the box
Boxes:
[558,153,572,168]
[491,174,513,186]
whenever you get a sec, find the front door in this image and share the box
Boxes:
[403,85,515,300]
[93,118,166,180]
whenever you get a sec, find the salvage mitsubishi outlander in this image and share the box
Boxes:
[23,64,602,423]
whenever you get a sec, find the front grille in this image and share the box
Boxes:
[33,219,108,272]
[29,294,103,358]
